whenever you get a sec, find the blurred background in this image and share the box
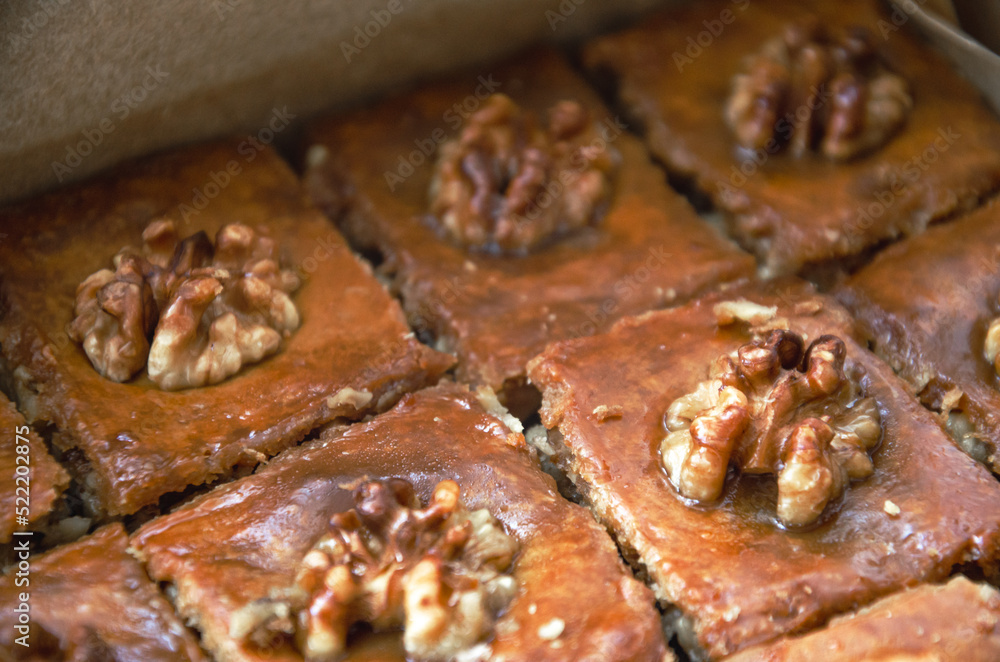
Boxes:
[0,0,995,204]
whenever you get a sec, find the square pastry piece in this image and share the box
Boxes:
[838,199,1000,472]
[131,383,668,662]
[527,279,1000,658]
[727,576,1000,662]
[582,0,1000,275]
[0,140,452,517]
[0,523,205,661]
[304,48,754,416]
[0,393,68,544]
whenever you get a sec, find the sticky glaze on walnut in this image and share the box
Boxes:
[660,328,882,527]
[428,94,619,254]
[231,479,518,661]
[69,220,300,390]
[725,17,912,161]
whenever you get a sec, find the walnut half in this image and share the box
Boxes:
[68,220,300,390]
[67,255,158,382]
[725,17,912,161]
[660,329,882,527]
[231,479,519,661]
[429,94,619,255]
[984,295,1000,378]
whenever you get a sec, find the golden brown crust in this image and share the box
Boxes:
[0,140,453,517]
[727,576,1000,662]
[527,278,1000,659]
[582,0,1000,275]
[303,48,754,396]
[131,383,667,662]
[837,199,1000,472]
[0,394,67,543]
[0,524,205,660]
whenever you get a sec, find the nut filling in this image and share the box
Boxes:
[231,479,519,661]
[660,329,882,527]
[429,93,619,254]
[725,17,912,161]
[68,220,300,389]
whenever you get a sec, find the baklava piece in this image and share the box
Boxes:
[0,523,205,661]
[0,140,453,517]
[727,576,1000,662]
[582,0,1000,276]
[0,393,68,544]
[527,279,1000,658]
[131,383,668,662]
[304,48,754,417]
[838,199,1000,472]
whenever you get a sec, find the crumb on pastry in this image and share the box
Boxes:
[325,387,374,411]
[591,404,624,422]
[714,299,779,327]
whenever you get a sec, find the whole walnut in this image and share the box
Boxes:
[69,220,300,389]
[725,17,912,161]
[429,94,619,254]
[661,329,882,527]
[230,479,518,661]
